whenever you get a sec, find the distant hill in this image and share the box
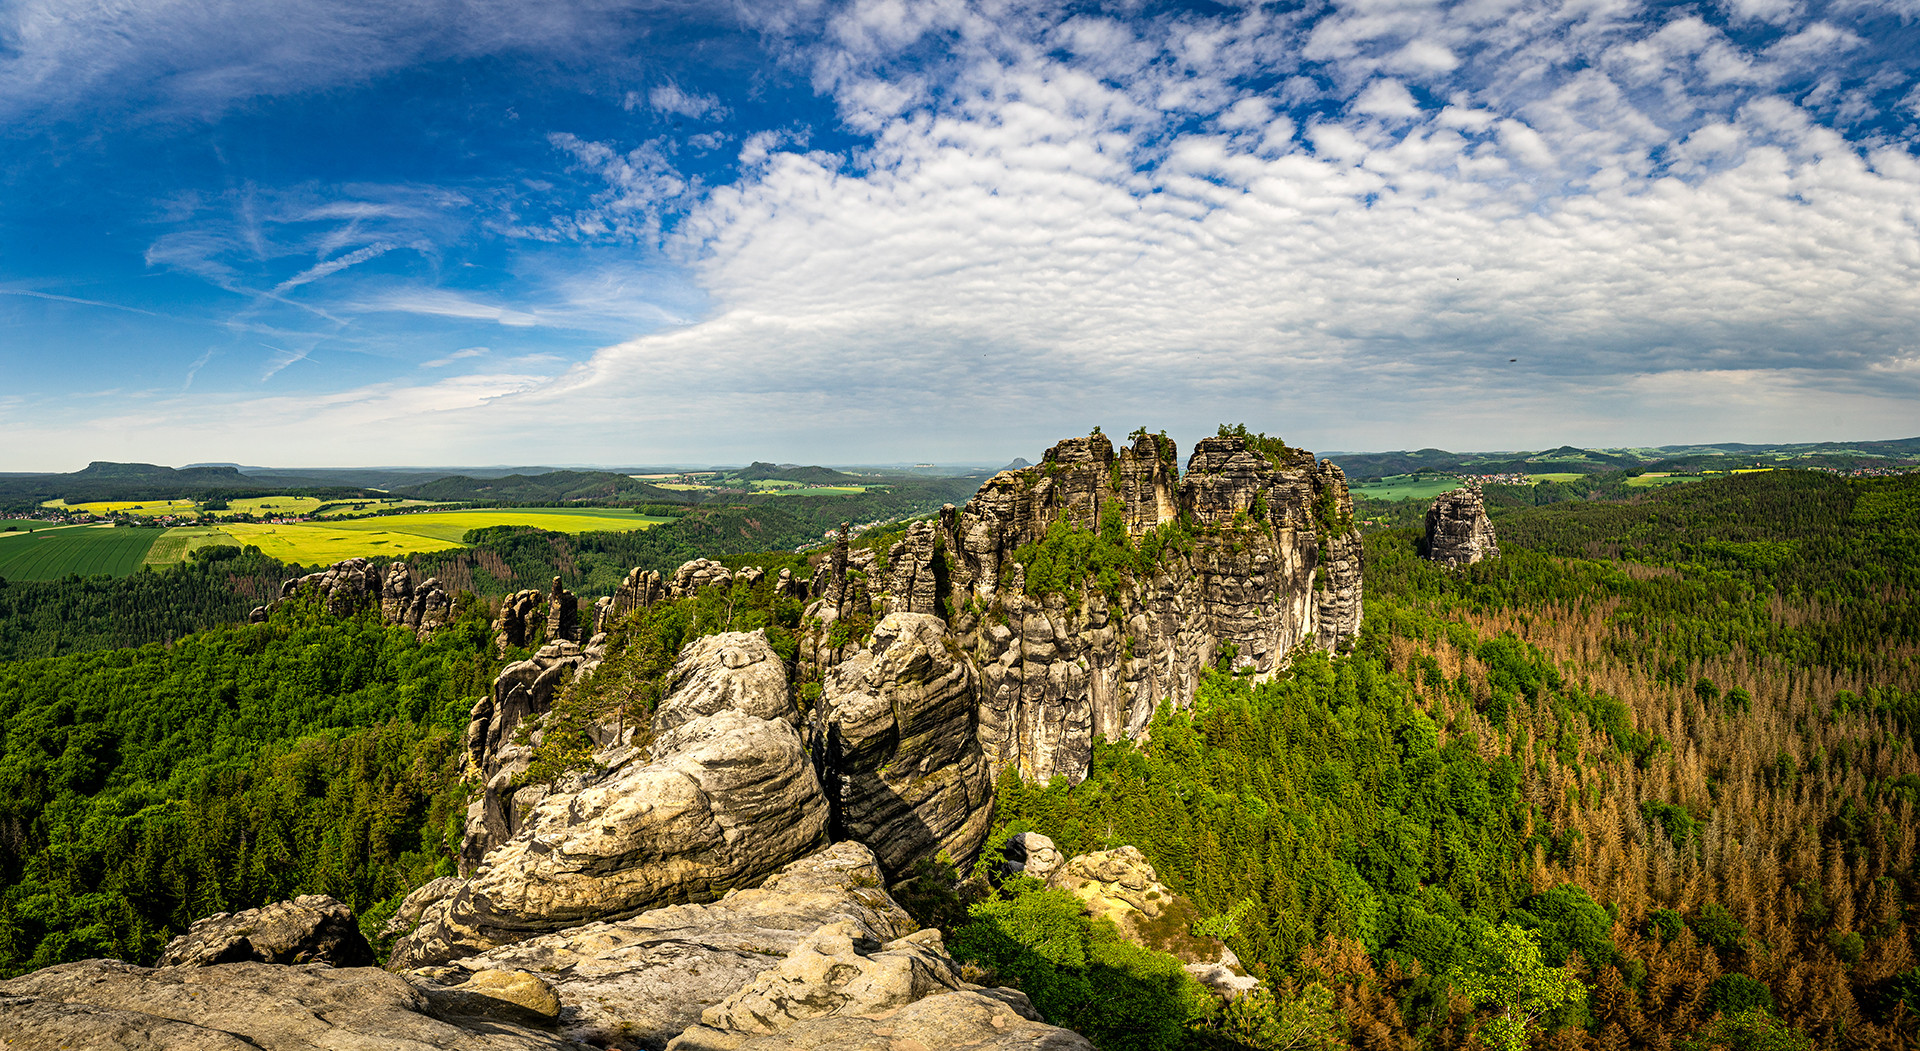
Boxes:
[1330,437,1920,482]
[999,458,1032,472]
[732,462,861,483]
[0,462,372,508]
[394,470,680,504]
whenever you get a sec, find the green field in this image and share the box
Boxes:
[0,524,166,580]
[143,526,243,564]
[212,508,671,565]
[310,498,440,518]
[1625,472,1705,488]
[216,496,324,517]
[1525,472,1585,483]
[1352,475,1464,502]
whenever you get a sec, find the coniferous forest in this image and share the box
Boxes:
[0,468,1915,1050]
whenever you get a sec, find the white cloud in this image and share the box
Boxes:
[271,242,398,294]
[358,290,542,327]
[1354,79,1422,118]
[636,83,729,121]
[421,347,487,368]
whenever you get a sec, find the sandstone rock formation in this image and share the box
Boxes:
[278,556,382,615]
[382,876,467,940]
[461,637,607,873]
[252,557,452,638]
[673,558,736,597]
[798,431,1363,784]
[3,842,1092,1051]
[0,960,583,1051]
[814,613,994,875]
[494,578,582,654]
[394,630,829,968]
[495,588,547,653]
[880,519,941,615]
[598,565,667,632]
[547,576,580,644]
[383,561,454,638]
[156,894,373,968]
[1424,483,1500,566]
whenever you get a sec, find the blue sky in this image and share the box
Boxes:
[2,0,1917,470]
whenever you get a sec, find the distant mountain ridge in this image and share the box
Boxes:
[732,462,860,483]
[1330,436,1920,481]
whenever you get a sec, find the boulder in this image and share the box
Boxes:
[407,967,564,1027]
[0,960,582,1051]
[815,614,993,874]
[391,632,829,969]
[155,894,373,968]
[998,832,1064,883]
[407,842,919,1048]
[1424,483,1499,566]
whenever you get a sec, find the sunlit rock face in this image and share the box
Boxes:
[1424,483,1500,567]
[807,430,1364,784]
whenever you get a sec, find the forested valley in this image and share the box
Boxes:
[0,469,1915,1051]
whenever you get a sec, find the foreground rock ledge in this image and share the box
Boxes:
[0,959,585,1051]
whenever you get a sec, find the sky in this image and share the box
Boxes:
[2,0,1918,471]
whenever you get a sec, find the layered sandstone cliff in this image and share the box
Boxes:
[809,431,1364,783]
[1424,483,1500,566]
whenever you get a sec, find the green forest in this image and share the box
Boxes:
[0,468,1915,1051]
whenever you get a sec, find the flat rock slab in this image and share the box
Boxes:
[668,989,1092,1051]
[0,959,584,1051]
[421,842,917,1049]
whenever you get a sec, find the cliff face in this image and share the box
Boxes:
[822,431,1364,784]
[1424,483,1500,566]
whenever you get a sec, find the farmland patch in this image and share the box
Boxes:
[0,525,166,580]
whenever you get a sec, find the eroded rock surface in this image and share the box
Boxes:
[461,638,606,874]
[253,558,452,637]
[668,988,1090,1051]
[393,631,829,969]
[1424,483,1499,566]
[815,614,992,875]
[696,923,964,1036]
[922,432,1363,783]
[382,561,454,638]
[156,894,373,968]
[0,960,581,1051]
[408,842,919,1048]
